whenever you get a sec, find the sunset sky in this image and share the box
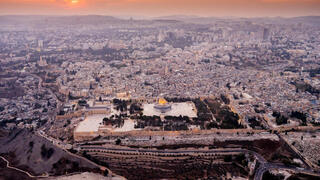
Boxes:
[0,0,319,17]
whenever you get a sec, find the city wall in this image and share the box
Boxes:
[73,127,268,142]
[74,131,100,142]
[56,110,84,120]
[97,128,266,138]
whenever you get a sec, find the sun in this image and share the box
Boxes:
[71,0,79,4]
[65,0,84,8]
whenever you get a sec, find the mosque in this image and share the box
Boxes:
[153,97,172,113]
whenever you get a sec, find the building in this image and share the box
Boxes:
[38,56,47,66]
[116,91,131,100]
[263,28,270,41]
[154,98,172,113]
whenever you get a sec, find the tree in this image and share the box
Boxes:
[262,171,284,180]
[29,141,34,147]
[224,155,232,162]
[276,115,288,125]
[103,170,109,176]
[220,94,230,104]
[41,144,54,159]
[291,111,307,126]
[115,139,121,145]
[78,100,87,106]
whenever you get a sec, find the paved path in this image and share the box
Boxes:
[254,163,320,180]
[0,156,49,178]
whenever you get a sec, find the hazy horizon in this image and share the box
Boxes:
[1,14,320,19]
[0,0,320,18]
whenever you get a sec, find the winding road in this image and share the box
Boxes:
[0,156,49,178]
[254,163,320,180]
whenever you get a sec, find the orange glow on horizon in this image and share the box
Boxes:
[65,0,85,9]
[0,0,319,17]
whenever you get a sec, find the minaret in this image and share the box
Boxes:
[164,63,169,76]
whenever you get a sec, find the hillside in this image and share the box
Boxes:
[0,128,101,177]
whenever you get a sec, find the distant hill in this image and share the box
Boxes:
[0,15,319,27]
[154,15,200,20]
[152,15,320,25]
[153,19,182,24]
[288,16,320,26]
[0,15,186,28]
[0,15,126,26]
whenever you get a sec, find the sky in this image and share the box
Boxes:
[0,0,319,17]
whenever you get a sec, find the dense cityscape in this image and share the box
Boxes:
[0,15,320,180]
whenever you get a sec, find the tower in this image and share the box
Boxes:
[263,28,270,41]
[164,63,169,76]
[38,40,44,49]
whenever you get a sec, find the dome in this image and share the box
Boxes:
[158,98,168,105]
[154,97,172,113]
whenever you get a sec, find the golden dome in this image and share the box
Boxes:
[158,98,168,105]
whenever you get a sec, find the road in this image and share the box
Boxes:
[0,156,49,178]
[260,114,320,172]
[254,163,320,180]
